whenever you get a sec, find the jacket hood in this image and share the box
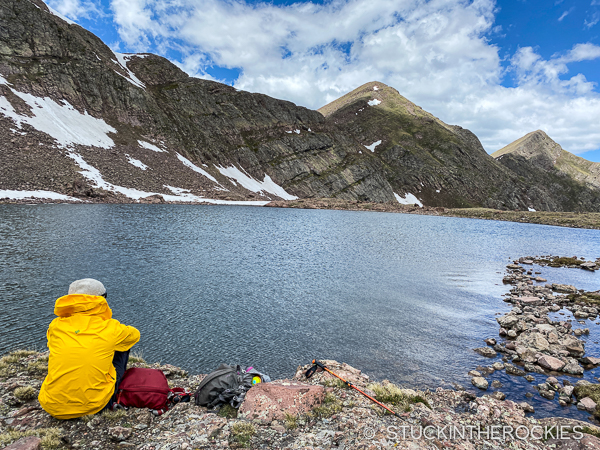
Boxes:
[54,294,112,320]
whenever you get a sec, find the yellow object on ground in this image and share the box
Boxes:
[38,294,140,419]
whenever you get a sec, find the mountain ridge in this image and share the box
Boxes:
[1,0,599,212]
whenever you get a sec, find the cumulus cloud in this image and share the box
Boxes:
[46,0,102,20]
[107,0,600,154]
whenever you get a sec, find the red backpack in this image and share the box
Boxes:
[115,368,191,415]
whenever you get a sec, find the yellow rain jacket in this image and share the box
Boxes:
[38,294,140,419]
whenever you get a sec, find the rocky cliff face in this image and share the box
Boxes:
[1,0,599,211]
[0,0,395,204]
[492,131,600,212]
[319,82,600,211]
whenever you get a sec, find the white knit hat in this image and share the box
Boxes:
[68,279,106,296]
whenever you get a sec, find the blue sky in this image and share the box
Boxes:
[47,0,600,161]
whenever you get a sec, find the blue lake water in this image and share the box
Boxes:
[0,204,599,420]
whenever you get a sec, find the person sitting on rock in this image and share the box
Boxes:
[38,278,140,419]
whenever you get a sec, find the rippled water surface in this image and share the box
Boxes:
[1,204,599,420]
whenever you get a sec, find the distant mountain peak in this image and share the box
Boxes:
[492,130,563,164]
[493,130,600,191]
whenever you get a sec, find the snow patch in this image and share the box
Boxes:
[394,192,423,207]
[285,130,292,134]
[373,86,379,91]
[436,189,441,193]
[0,76,116,148]
[294,129,300,134]
[0,189,81,201]
[126,155,148,170]
[112,53,146,90]
[368,99,382,106]
[528,207,536,212]
[67,153,265,205]
[364,140,382,152]
[138,140,165,152]
[176,153,218,183]
[215,165,298,200]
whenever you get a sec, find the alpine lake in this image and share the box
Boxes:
[1,204,599,422]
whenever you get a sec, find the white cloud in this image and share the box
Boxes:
[558,10,569,21]
[107,0,600,154]
[585,11,600,28]
[46,0,102,20]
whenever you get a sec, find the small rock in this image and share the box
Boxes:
[492,362,505,370]
[468,370,482,377]
[471,377,488,390]
[562,361,584,375]
[525,375,535,382]
[109,426,133,442]
[474,347,497,358]
[491,391,506,400]
[561,386,574,397]
[581,356,600,365]
[519,402,534,413]
[577,397,597,412]
[540,389,555,400]
[491,380,503,388]
[508,330,517,338]
[505,364,526,376]
[484,338,497,346]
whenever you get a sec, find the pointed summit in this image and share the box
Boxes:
[318,81,527,209]
[492,130,563,170]
[493,131,600,190]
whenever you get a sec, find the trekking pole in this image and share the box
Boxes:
[305,359,400,417]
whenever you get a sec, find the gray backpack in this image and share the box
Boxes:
[194,364,270,409]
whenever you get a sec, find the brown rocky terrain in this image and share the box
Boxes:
[2,0,600,212]
[492,131,600,211]
[0,0,394,205]
[2,352,600,450]
[319,82,600,212]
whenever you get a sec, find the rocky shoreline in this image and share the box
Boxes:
[2,197,600,231]
[2,257,600,449]
[265,199,600,230]
[464,255,600,423]
[1,357,600,449]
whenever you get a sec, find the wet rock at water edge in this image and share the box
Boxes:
[537,355,566,371]
[491,391,506,400]
[519,402,535,413]
[471,377,488,390]
[474,347,497,358]
[505,364,526,376]
[539,389,555,400]
[577,397,598,412]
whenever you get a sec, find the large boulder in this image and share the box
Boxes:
[563,336,585,357]
[537,355,565,371]
[1,437,41,450]
[497,314,519,329]
[238,380,325,423]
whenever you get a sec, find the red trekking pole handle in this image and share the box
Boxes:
[305,359,400,417]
